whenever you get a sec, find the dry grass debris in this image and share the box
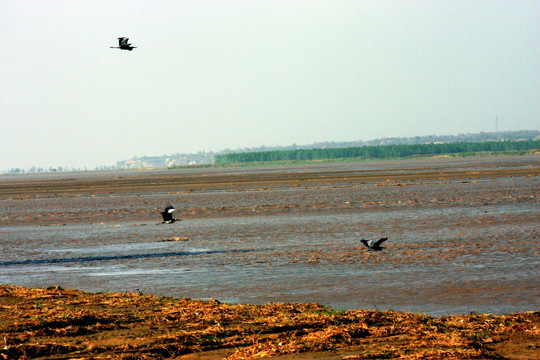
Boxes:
[0,285,538,359]
[159,237,191,242]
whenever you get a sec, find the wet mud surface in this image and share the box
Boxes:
[1,156,539,316]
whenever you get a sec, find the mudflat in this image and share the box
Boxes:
[1,155,538,226]
[0,155,539,359]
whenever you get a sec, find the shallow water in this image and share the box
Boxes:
[1,203,538,316]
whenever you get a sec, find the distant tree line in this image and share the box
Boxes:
[214,140,540,165]
[216,130,539,155]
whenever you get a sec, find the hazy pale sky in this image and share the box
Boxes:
[1,0,539,170]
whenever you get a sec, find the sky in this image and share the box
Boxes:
[1,0,539,171]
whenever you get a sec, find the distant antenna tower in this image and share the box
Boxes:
[495,115,499,133]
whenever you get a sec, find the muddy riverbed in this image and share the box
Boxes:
[1,156,539,316]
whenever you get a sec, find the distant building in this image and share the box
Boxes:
[116,152,214,169]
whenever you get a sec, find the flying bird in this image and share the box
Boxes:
[159,204,179,223]
[110,37,137,51]
[360,237,388,251]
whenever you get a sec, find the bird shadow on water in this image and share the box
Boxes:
[0,248,264,267]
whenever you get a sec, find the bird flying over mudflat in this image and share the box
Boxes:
[360,237,388,251]
[158,204,179,224]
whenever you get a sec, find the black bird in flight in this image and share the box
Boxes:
[159,204,179,224]
[360,237,388,251]
[110,37,137,51]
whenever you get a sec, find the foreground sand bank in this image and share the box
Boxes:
[1,285,538,359]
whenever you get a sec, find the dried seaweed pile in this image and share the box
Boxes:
[1,285,538,359]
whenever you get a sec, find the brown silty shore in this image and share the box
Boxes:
[0,155,539,359]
